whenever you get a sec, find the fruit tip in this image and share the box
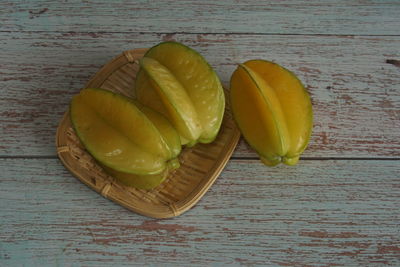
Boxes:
[168,158,180,170]
[260,156,281,167]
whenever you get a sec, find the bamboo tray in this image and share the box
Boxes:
[56,48,240,218]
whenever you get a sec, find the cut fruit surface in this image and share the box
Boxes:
[136,41,225,144]
[138,57,202,143]
[70,88,171,175]
[230,60,312,166]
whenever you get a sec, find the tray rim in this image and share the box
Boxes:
[55,48,240,218]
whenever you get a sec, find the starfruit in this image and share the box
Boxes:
[70,88,174,175]
[230,60,313,166]
[135,41,225,145]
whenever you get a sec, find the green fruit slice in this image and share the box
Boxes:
[70,88,171,175]
[102,101,180,188]
[136,41,225,143]
[138,57,202,143]
[132,99,181,160]
[135,69,191,146]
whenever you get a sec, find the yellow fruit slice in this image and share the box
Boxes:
[244,60,313,165]
[136,41,225,144]
[230,60,312,166]
[231,64,290,165]
[70,88,171,175]
[138,57,202,143]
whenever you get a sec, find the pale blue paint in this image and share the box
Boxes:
[1,159,400,266]
[0,32,399,157]
[1,1,400,265]
[2,0,400,35]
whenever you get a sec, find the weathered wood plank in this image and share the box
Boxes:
[1,32,399,157]
[0,158,399,266]
[1,0,400,35]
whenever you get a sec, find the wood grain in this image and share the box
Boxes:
[1,2,400,265]
[1,158,399,266]
[2,0,400,35]
[1,32,399,158]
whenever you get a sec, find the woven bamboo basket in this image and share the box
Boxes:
[56,48,240,218]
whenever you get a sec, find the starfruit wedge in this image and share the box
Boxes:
[132,99,181,168]
[230,60,313,166]
[93,97,181,190]
[135,41,225,145]
[70,88,172,175]
[138,57,202,145]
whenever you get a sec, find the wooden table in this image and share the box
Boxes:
[1,1,399,266]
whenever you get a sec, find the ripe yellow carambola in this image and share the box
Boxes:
[230,60,313,166]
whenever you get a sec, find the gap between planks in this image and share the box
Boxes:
[0,155,399,161]
[1,30,400,37]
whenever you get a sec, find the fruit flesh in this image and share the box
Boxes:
[138,57,202,143]
[244,60,313,162]
[139,41,225,143]
[70,88,170,175]
[230,60,312,166]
